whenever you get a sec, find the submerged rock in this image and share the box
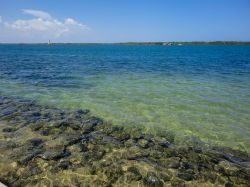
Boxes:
[41,146,70,160]
[138,139,149,148]
[127,166,142,181]
[143,172,163,187]
[2,127,16,132]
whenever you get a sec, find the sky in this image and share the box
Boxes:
[0,0,250,43]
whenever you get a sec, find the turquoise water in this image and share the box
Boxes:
[0,44,250,152]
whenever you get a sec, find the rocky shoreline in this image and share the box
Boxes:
[0,96,249,186]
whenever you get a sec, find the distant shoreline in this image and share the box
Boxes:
[1,41,250,45]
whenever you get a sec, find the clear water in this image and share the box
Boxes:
[0,44,250,152]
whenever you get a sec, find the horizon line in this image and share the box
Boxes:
[1,41,250,44]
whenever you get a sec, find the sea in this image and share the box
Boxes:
[0,44,250,152]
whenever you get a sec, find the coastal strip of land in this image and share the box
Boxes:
[1,41,250,45]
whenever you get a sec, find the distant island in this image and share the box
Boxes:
[117,41,250,45]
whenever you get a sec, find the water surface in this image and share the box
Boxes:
[0,44,250,151]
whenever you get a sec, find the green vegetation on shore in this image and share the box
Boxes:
[117,41,250,45]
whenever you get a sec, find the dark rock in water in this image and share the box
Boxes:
[225,182,234,187]
[102,136,122,145]
[76,109,89,115]
[55,160,71,170]
[39,128,50,136]
[171,180,186,187]
[0,140,16,149]
[81,124,95,134]
[27,138,44,147]
[84,117,103,126]
[30,122,44,131]
[158,140,170,148]
[2,127,16,132]
[111,131,130,141]
[0,107,17,117]
[41,146,70,160]
[32,112,41,117]
[22,165,42,178]
[82,148,105,163]
[159,172,172,182]
[124,139,136,147]
[104,164,123,183]
[143,171,163,187]
[177,171,194,181]
[130,128,143,140]
[19,149,44,165]
[157,130,175,143]
[127,166,142,181]
[70,123,81,130]
[163,157,180,169]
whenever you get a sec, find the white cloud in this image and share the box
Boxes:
[0,9,90,42]
[22,9,52,20]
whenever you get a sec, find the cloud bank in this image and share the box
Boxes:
[0,9,90,42]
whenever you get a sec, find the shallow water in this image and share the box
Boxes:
[0,44,250,152]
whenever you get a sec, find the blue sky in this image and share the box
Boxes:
[0,0,250,42]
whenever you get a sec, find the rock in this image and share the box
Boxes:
[157,130,175,143]
[76,109,89,115]
[102,136,122,145]
[225,182,234,187]
[159,172,172,182]
[30,122,44,131]
[28,138,44,147]
[32,112,41,117]
[22,166,42,178]
[104,165,123,183]
[138,139,149,148]
[55,160,71,170]
[0,141,16,149]
[111,131,130,141]
[143,172,163,187]
[0,107,17,117]
[177,172,194,181]
[2,127,16,132]
[19,149,43,165]
[41,146,70,160]
[216,161,239,176]
[70,123,81,130]
[39,128,50,136]
[163,157,180,169]
[124,139,136,147]
[158,140,170,148]
[130,129,143,140]
[84,117,103,126]
[127,166,142,181]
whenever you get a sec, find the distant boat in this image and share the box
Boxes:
[48,40,51,45]
[178,44,183,46]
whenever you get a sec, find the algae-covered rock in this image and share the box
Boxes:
[41,145,70,160]
[138,139,149,148]
[143,171,163,187]
[127,166,142,181]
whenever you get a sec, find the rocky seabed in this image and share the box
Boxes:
[0,96,249,187]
